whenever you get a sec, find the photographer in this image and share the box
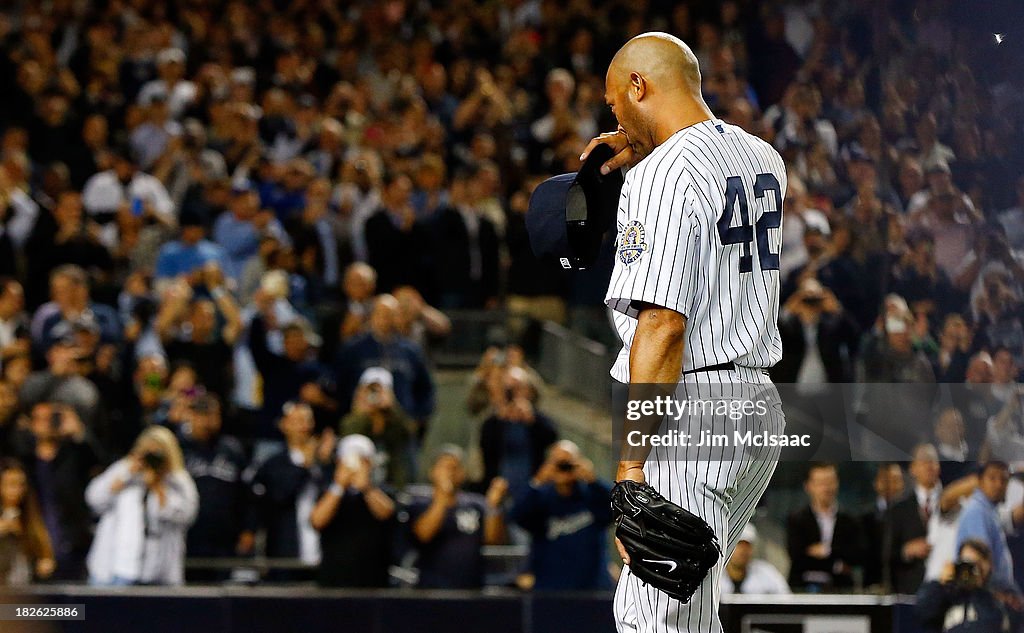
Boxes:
[508,441,613,591]
[85,426,198,586]
[339,368,413,488]
[916,539,1011,632]
[773,277,861,384]
[480,366,557,500]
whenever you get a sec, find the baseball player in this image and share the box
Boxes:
[579,33,787,632]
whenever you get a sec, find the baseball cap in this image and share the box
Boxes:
[886,316,909,334]
[526,143,624,270]
[157,48,186,66]
[925,159,952,175]
[802,214,831,236]
[230,67,256,86]
[336,434,376,462]
[738,523,758,544]
[432,443,466,465]
[358,367,394,390]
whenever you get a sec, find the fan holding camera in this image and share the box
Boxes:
[84,426,198,586]
[508,440,613,591]
[339,367,413,488]
[774,277,860,384]
[479,366,557,502]
[916,539,1012,633]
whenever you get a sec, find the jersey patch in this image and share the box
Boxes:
[617,220,648,265]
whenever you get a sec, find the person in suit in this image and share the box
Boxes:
[787,462,864,591]
[860,462,905,589]
[364,172,427,293]
[888,444,942,594]
[426,168,500,309]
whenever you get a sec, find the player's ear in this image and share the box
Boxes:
[630,72,646,101]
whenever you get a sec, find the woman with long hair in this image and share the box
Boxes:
[85,426,198,585]
[0,459,55,584]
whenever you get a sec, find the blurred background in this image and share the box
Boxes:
[0,0,1021,631]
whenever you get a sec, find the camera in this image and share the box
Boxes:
[952,559,981,591]
[142,450,168,472]
[554,461,576,473]
[50,410,63,431]
[366,382,382,406]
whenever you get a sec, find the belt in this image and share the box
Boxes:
[682,361,735,375]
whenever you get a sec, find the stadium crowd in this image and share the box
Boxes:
[0,0,1019,608]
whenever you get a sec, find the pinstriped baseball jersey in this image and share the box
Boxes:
[605,118,787,382]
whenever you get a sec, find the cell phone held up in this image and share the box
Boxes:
[141,450,168,473]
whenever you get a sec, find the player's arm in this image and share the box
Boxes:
[616,303,686,484]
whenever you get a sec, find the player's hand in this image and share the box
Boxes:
[580,129,637,175]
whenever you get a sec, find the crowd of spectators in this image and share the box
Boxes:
[0,0,1018,604]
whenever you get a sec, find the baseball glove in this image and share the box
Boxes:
[611,480,721,603]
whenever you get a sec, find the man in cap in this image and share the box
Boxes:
[178,394,253,572]
[310,433,396,587]
[509,440,614,591]
[137,48,197,120]
[339,366,413,487]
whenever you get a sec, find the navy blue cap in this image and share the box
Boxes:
[526,143,623,270]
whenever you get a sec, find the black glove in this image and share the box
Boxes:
[612,479,721,603]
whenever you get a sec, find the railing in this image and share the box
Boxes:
[536,321,616,406]
[431,309,512,367]
[182,546,531,586]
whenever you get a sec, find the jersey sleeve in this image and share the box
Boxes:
[604,173,700,319]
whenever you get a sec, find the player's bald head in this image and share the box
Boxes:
[608,32,702,95]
